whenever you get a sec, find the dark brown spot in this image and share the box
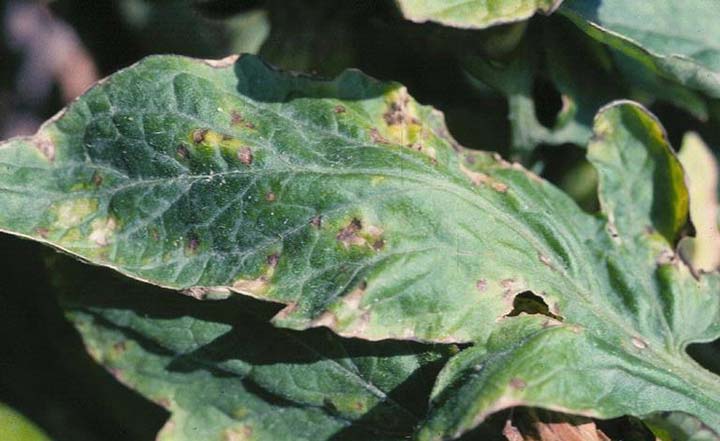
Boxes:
[187,234,200,252]
[231,111,244,125]
[334,105,346,114]
[266,253,279,268]
[370,128,389,144]
[192,129,208,144]
[176,144,189,159]
[244,121,256,130]
[475,279,487,292]
[265,192,276,202]
[34,136,55,161]
[337,218,362,246]
[238,147,253,165]
[113,341,127,352]
[465,155,476,165]
[372,239,385,251]
[383,95,411,126]
[310,216,323,228]
[91,171,103,187]
[608,223,619,239]
[510,377,526,390]
[358,280,368,291]
[36,227,49,238]
[383,102,405,125]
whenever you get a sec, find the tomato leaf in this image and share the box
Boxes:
[560,0,720,98]
[416,101,720,439]
[395,0,563,29]
[55,254,451,441]
[0,56,718,437]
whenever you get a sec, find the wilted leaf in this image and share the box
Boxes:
[395,0,563,30]
[560,0,720,98]
[0,56,718,437]
[54,254,449,441]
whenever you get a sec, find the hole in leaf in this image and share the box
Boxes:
[505,291,563,321]
[532,77,562,129]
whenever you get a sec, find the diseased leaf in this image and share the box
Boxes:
[0,53,605,344]
[416,102,720,439]
[560,0,720,98]
[395,0,563,30]
[0,56,719,436]
[54,254,450,441]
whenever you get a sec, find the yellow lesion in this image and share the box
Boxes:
[223,425,254,441]
[380,87,424,146]
[231,255,278,295]
[52,198,98,229]
[336,217,385,251]
[190,128,249,158]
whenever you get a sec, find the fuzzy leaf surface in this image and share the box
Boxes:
[55,255,449,441]
[395,0,563,29]
[1,56,719,436]
[416,102,720,439]
[0,54,609,344]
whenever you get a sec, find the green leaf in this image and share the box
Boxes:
[560,0,720,98]
[416,102,720,439]
[1,55,719,435]
[0,402,52,441]
[54,254,450,441]
[395,0,563,30]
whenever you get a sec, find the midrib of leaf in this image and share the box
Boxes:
[2,65,698,378]
[4,57,720,429]
[229,87,720,412]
